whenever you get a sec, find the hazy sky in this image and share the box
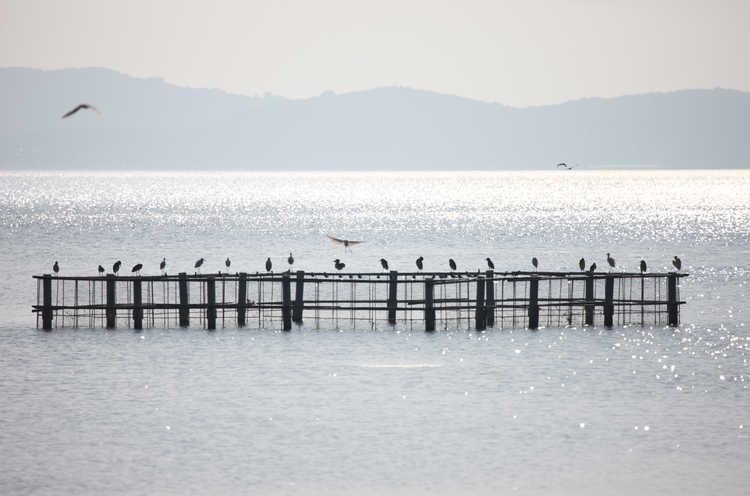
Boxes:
[1,0,748,107]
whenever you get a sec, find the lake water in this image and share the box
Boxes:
[1,170,749,495]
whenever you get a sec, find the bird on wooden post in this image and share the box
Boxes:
[607,253,616,271]
[288,253,294,271]
[672,256,682,271]
[160,258,166,275]
[113,260,121,276]
[486,258,495,270]
[194,258,205,274]
[380,259,389,272]
[98,265,105,276]
[589,262,597,273]
[132,263,143,276]
[579,258,585,272]
[326,235,365,253]
[532,257,538,271]
[449,259,457,272]
[225,257,231,274]
[61,104,102,119]
[265,257,272,273]
[640,260,647,274]
[334,259,345,272]
[416,256,424,272]
[53,261,59,276]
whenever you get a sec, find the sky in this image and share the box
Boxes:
[1,0,749,107]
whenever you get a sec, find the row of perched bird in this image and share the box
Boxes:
[50,254,683,276]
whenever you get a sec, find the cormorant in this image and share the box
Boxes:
[113,261,121,275]
[334,259,345,272]
[194,258,205,274]
[98,265,105,276]
[53,261,59,275]
[486,258,494,270]
[449,259,457,272]
[672,256,682,271]
[265,257,272,273]
[640,260,647,273]
[579,258,585,272]
[532,257,538,271]
[380,259,389,272]
[416,256,424,272]
[132,263,143,276]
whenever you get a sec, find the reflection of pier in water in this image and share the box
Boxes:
[33,270,687,331]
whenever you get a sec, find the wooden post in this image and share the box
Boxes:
[387,270,398,324]
[106,274,116,328]
[604,275,614,327]
[475,276,486,330]
[424,279,435,331]
[42,274,52,330]
[485,270,494,327]
[282,275,292,330]
[178,272,189,327]
[293,271,304,324]
[528,275,539,329]
[207,277,216,330]
[668,274,679,326]
[585,273,594,325]
[133,278,143,329]
[237,272,247,326]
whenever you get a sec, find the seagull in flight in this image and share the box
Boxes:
[557,163,578,170]
[62,104,102,119]
[326,235,365,252]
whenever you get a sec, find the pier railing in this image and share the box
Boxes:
[33,270,686,331]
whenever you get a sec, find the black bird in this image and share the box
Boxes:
[160,258,166,275]
[334,259,345,272]
[326,235,365,253]
[265,257,272,273]
[449,259,457,272]
[589,262,597,273]
[416,256,424,272]
[579,258,585,272]
[532,257,538,271]
[113,260,121,275]
[380,258,389,272]
[225,257,231,273]
[194,258,205,274]
[132,263,143,276]
[288,253,294,270]
[640,260,647,274]
[607,253,616,271]
[98,265,105,276]
[672,256,682,271]
[556,163,578,170]
[61,104,102,119]
[53,261,59,276]
[486,257,495,270]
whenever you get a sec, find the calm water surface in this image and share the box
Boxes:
[1,171,749,495]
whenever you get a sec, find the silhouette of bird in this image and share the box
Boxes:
[579,258,585,272]
[132,263,143,276]
[486,258,495,270]
[607,253,616,271]
[53,261,59,275]
[265,257,272,273]
[532,257,538,271]
[113,261,121,275]
[416,256,424,272]
[98,265,105,276]
[160,258,166,275]
[449,259,457,272]
[380,259,389,272]
[194,258,205,274]
[556,163,578,170]
[61,104,102,119]
[225,257,231,273]
[640,260,647,273]
[288,253,294,270]
[334,259,345,272]
[589,262,597,273]
[326,234,365,252]
[672,256,682,271]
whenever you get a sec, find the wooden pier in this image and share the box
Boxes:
[33,270,687,331]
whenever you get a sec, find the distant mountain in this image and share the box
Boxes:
[1,67,748,170]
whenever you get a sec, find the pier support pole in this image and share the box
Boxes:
[106,274,116,328]
[585,273,594,325]
[475,276,486,330]
[178,273,189,327]
[604,275,614,327]
[42,274,52,330]
[237,273,247,327]
[668,274,679,326]
[293,271,304,324]
[424,279,435,331]
[528,275,539,329]
[133,278,143,330]
[485,270,494,328]
[282,275,292,330]
[388,270,398,324]
[207,277,216,330]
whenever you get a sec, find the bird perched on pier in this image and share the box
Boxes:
[334,259,345,272]
[61,104,102,119]
[113,261,121,275]
[672,256,682,271]
[486,258,495,270]
[194,258,205,274]
[556,163,578,170]
[449,259,457,272]
[606,253,616,271]
[160,258,166,275]
[532,257,538,271]
[131,263,143,276]
[416,256,424,272]
[640,260,647,273]
[579,258,585,272]
[53,261,59,275]
[380,259,389,272]
[98,265,105,276]
[589,262,597,273]
[265,257,272,273]
[288,253,294,270]
[326,235,365,253]
[225,257,231,273]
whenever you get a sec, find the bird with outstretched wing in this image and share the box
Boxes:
[326,235,366,252]
[62,104,102,119]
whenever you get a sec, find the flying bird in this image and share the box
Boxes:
[113,261,122,275]
[449,259,457,272]
[288,253,294,269]
[194,258,205,274]
[640,260,647,273]
[607,253,616,271]
[61,104,102,119]
[98,265,105,276]
[532,257,538,271]
[416,256,424,272]
[556,163,578,170]
[131,263,143,276]
[326,235,365,252]
[334,259,345,272]
[380,259,389,272]
[53,261,59,275]
[672,256,682,271]
[579,258,585,272]
[160,258,166,275]
[486,258,495,270]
